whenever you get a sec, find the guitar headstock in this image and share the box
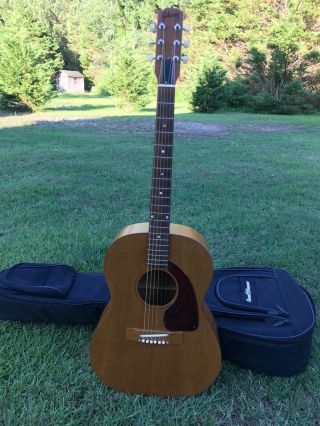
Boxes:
[150,7,188,85]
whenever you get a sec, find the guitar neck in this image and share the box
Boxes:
[147,85,176,268]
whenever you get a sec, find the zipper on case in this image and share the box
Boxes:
[215,276,290,319]
[212,309,291,326]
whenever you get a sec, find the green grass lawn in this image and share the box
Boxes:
[0,94,319,425]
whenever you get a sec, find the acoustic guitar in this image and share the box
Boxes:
[89,7,221,396]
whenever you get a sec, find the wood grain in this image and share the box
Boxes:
[89,223,221,396]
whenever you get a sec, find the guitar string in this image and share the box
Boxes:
[164,25,178,312]
[153,26,167,333]
[144,25,162,334]
[154,24,178,335]
[144,20,179,339]
[147,25,166,335]
[157,27,176,332]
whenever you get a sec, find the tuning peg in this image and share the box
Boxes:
[146,54,155,61]
[149,23,157,33]
[182,40,190,48]
[183,25,190,32]
[148,41,156,45]
[181,55,189,64]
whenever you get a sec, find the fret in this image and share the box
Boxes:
[151,192,170,198]
[155,131,174,134]
[153,167,172,170]
[156,117,174,120]
[154,150,173,156]
[154,156,173,160]
[149,212,170,215]
[152,177,171,181]
[157,102,174,104]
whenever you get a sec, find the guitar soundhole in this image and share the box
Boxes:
[137,270,177,306]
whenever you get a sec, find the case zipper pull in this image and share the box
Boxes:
[267,305,289,318]
[272,319,290,327]
[275,304,289,317]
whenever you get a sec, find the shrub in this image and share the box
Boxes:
[103,41,151,111]
[224,80,251,109]
[91,70,110,96]
[0,5,62,111]
[191,63,227,112]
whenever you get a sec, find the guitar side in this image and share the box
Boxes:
[89,223,221,396]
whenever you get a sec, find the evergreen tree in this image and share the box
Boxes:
[0,3,62,111]
[103,36,152,110]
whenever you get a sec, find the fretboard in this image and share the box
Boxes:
[147,86,175,268]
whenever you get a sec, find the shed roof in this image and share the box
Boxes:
[59,70,84,78]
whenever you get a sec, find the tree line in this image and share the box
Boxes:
[0,0,319,113]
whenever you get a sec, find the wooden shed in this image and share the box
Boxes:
[56,70,85,93]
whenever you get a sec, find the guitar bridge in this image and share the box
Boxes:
[126,328,183,345]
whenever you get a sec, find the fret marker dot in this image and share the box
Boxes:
[161,149,165,153]
[161,172,164,176]
[159,191,163,195]
[166,216,169,219]
[163,124,167,128]
[151,215,154,218]
[157,235,161,239]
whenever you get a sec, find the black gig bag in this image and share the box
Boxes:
[0,263,316,376]
[0,263,108,324]
[205,267,316,376]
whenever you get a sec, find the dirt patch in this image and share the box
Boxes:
[38,118,232,137]
[34,117,307,137]
[0,114,310,136]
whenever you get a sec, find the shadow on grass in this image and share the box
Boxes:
[55,92,111,99]
[43,104,115,112]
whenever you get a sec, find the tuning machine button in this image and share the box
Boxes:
[146,54,155,61]
[182,40,190,48]
[149,23,157,32]
[181,55,189,64]
[183,25,190,32]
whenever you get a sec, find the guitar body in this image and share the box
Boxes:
[89,223,221,396]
